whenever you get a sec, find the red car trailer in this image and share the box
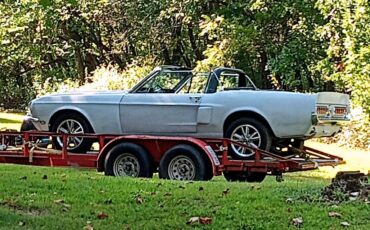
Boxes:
[0,131,344,182]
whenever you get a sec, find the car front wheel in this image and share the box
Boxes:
[51,113,93,153]
[225,117,272,159]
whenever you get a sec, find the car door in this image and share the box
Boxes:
[120,93,201,134]
[119,70,202,134]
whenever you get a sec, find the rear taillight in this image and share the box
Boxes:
[334,107,347,116]
[316,106,329,115]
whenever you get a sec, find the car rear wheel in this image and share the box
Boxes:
[225,117,272,160]
[51,113,93,153]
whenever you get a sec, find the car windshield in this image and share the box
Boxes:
[133,68,256,93]
[134,70,192,93]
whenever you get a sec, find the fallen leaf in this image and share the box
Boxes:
[286,198,293,203]
[186,217,199,225]
[350,192,359,197]
[42,175,48,180]
[292,217,303,226]
[83,221,93,230]
[341,222,350,227]
[63,203,71,208]
[135,196,144,204]
[199,187,204,191]
[54,199,64,204]
[18,221,25,226]
[83,224,93,230]
[96,212,108,219]
[328,212,342,218]
[186,216,213,225]
[222,188,230,196]
[199,217,212,225]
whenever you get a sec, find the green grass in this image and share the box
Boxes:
[0,165,369,230]
[0,112,24,130]
[0,112,369,229]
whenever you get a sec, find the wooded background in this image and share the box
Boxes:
[0,0,369,148]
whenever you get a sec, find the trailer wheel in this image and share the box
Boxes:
[104,142,153,178]
[223,171,266,183]
[159,144,208,181]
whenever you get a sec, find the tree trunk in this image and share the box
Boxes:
[259,51,271,89]
[75,47,85,82]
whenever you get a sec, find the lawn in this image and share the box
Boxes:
[0,113,369,229]
[0,112,24,131]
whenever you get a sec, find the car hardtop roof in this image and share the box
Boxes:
[157,65,246,75]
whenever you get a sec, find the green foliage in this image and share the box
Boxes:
[313,0,370,149]
[316,0,370,113]
[0,0,369,148]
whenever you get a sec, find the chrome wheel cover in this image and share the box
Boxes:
[230,124,261,157]
[168,155,196,180]
[113,153,140,177]
[56,119,85,150]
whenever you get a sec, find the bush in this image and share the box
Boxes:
[81,61,154,91]
[318,107,370,150]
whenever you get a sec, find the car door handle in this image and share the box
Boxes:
[189,96,201,103]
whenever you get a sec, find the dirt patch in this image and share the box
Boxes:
[0,199,48,216]
[321,171,369,203]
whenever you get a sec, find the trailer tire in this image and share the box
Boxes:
[159,144,208,181]
[104,142,153,178]
[223,171,266,183]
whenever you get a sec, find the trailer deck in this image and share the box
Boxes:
[0,131,344,182]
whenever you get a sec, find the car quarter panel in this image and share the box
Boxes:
[198,90,316,138]
[30,91,124,134]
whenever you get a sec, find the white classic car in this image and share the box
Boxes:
[24,66,350,159]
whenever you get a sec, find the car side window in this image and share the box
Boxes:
[215,71,255,92]
[179,73,208,94]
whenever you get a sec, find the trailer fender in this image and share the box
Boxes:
[96,136,220,176]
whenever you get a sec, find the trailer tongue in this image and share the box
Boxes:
[0,131,344,182]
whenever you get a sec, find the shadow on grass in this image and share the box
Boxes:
[0,118,22,124]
